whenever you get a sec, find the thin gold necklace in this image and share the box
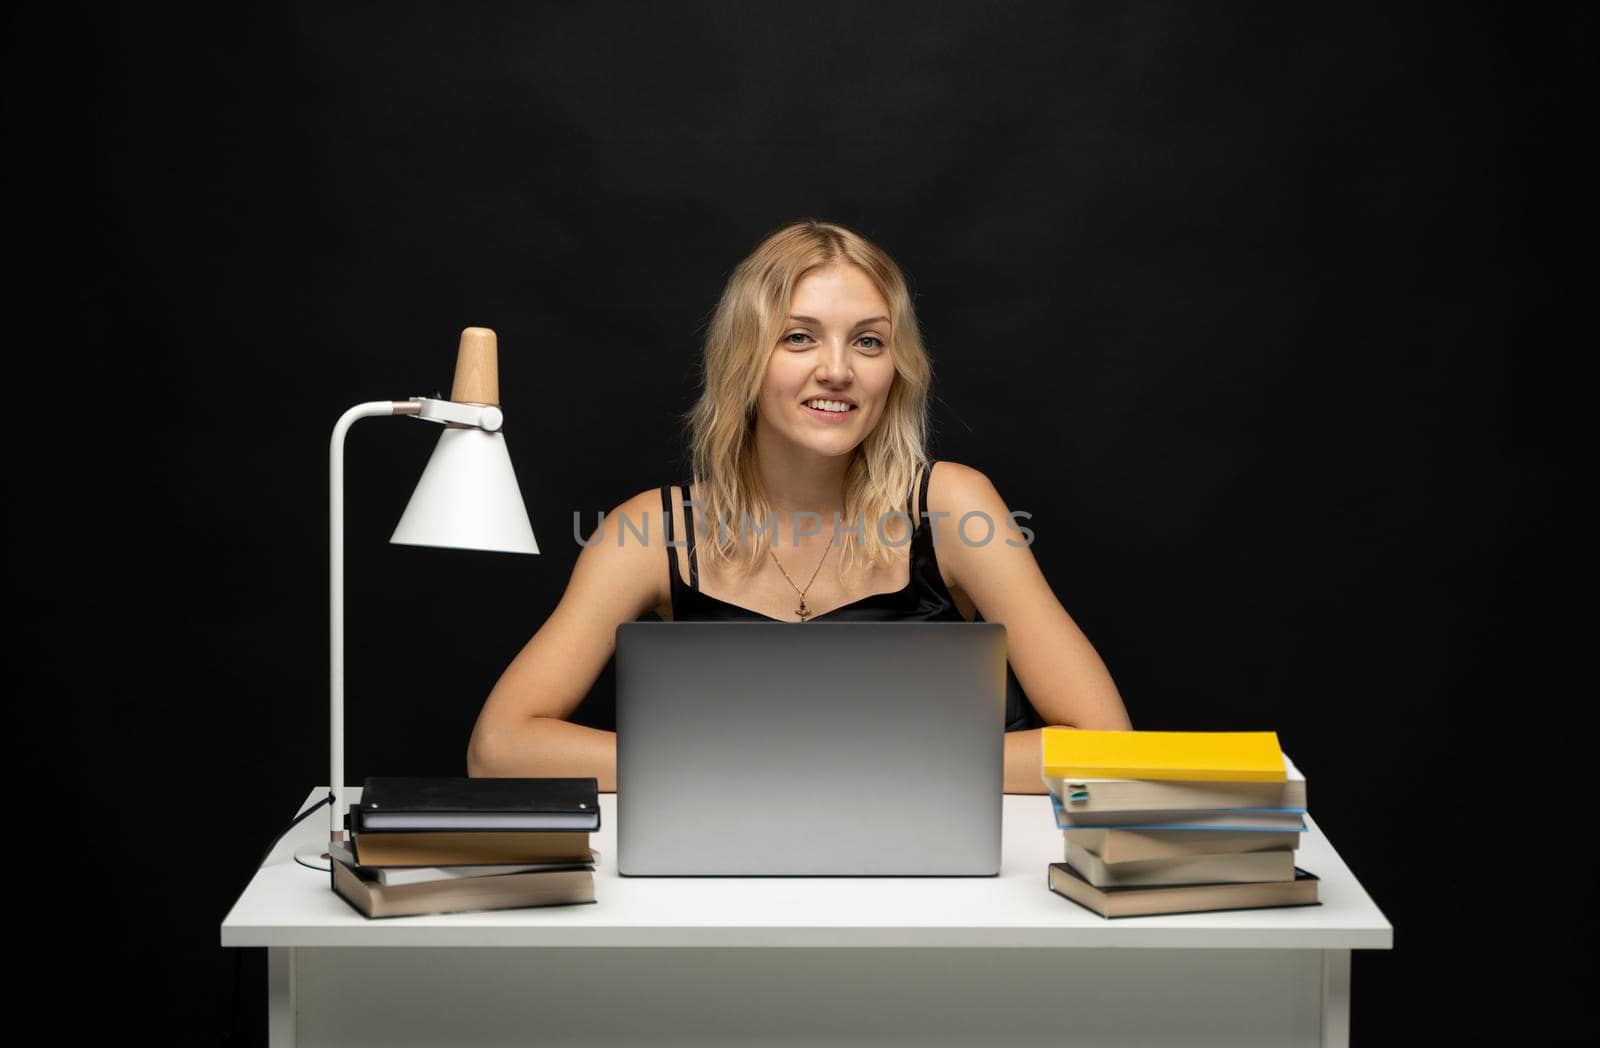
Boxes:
[768,539,834,622]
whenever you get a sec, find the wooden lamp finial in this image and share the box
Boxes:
[450,326,500,406]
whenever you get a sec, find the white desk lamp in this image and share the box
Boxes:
[323,326,538,848]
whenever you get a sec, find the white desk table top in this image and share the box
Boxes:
[221,789,1392,950]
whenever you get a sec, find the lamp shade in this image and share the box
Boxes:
[390,426,539,554]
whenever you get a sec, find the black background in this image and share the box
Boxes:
[8,2,1586,1043]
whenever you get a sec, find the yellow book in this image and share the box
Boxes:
[1042,730,1286,783]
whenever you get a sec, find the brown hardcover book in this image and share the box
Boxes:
[328,839,598,886]
[1065,841,1297,887]
[331,856,596,918]
[1063,828,1301,863]
[1048,862,1320,918]
[352,831,592,866]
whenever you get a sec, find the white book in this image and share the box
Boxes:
[1046,753,1307,813]
[376,862,575,886]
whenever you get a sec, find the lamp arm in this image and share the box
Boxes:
[328,400,421,841]
[411,397,503,431]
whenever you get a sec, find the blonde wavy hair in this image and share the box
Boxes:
[681,219,933,578]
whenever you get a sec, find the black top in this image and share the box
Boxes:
[658,460,1043,731]
[662,460,964,623]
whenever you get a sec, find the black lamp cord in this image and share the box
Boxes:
[222,792,337,1046]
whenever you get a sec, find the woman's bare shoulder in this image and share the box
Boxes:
[562,484,678,619]
[618,484,673,537]
[921,459,1024,553]
[577,485,682,558]
[922,459,998,517]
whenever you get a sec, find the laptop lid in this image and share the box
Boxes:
[615,621,1006,876]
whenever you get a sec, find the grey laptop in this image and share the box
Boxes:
[615,621,1007,876]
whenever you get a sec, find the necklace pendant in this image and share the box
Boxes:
[796,600,811,622]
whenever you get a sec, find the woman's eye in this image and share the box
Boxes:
[783,331,883,350]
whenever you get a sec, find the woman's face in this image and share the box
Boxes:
[755,263,896,459]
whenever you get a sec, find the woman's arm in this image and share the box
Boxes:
[466,487,667,790]
[930,462,1133,793]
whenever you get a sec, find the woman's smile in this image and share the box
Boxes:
[801,398,857,423]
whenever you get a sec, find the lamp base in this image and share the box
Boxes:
[294,842,334,871]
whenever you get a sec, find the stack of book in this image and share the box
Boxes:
[328,776,601,919]
[1041,730,1322,918]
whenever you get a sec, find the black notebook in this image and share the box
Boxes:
[352,777,601,833]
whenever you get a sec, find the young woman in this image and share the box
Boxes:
[467,220,1131,792]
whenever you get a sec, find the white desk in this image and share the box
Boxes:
[222,789,1391,1047]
